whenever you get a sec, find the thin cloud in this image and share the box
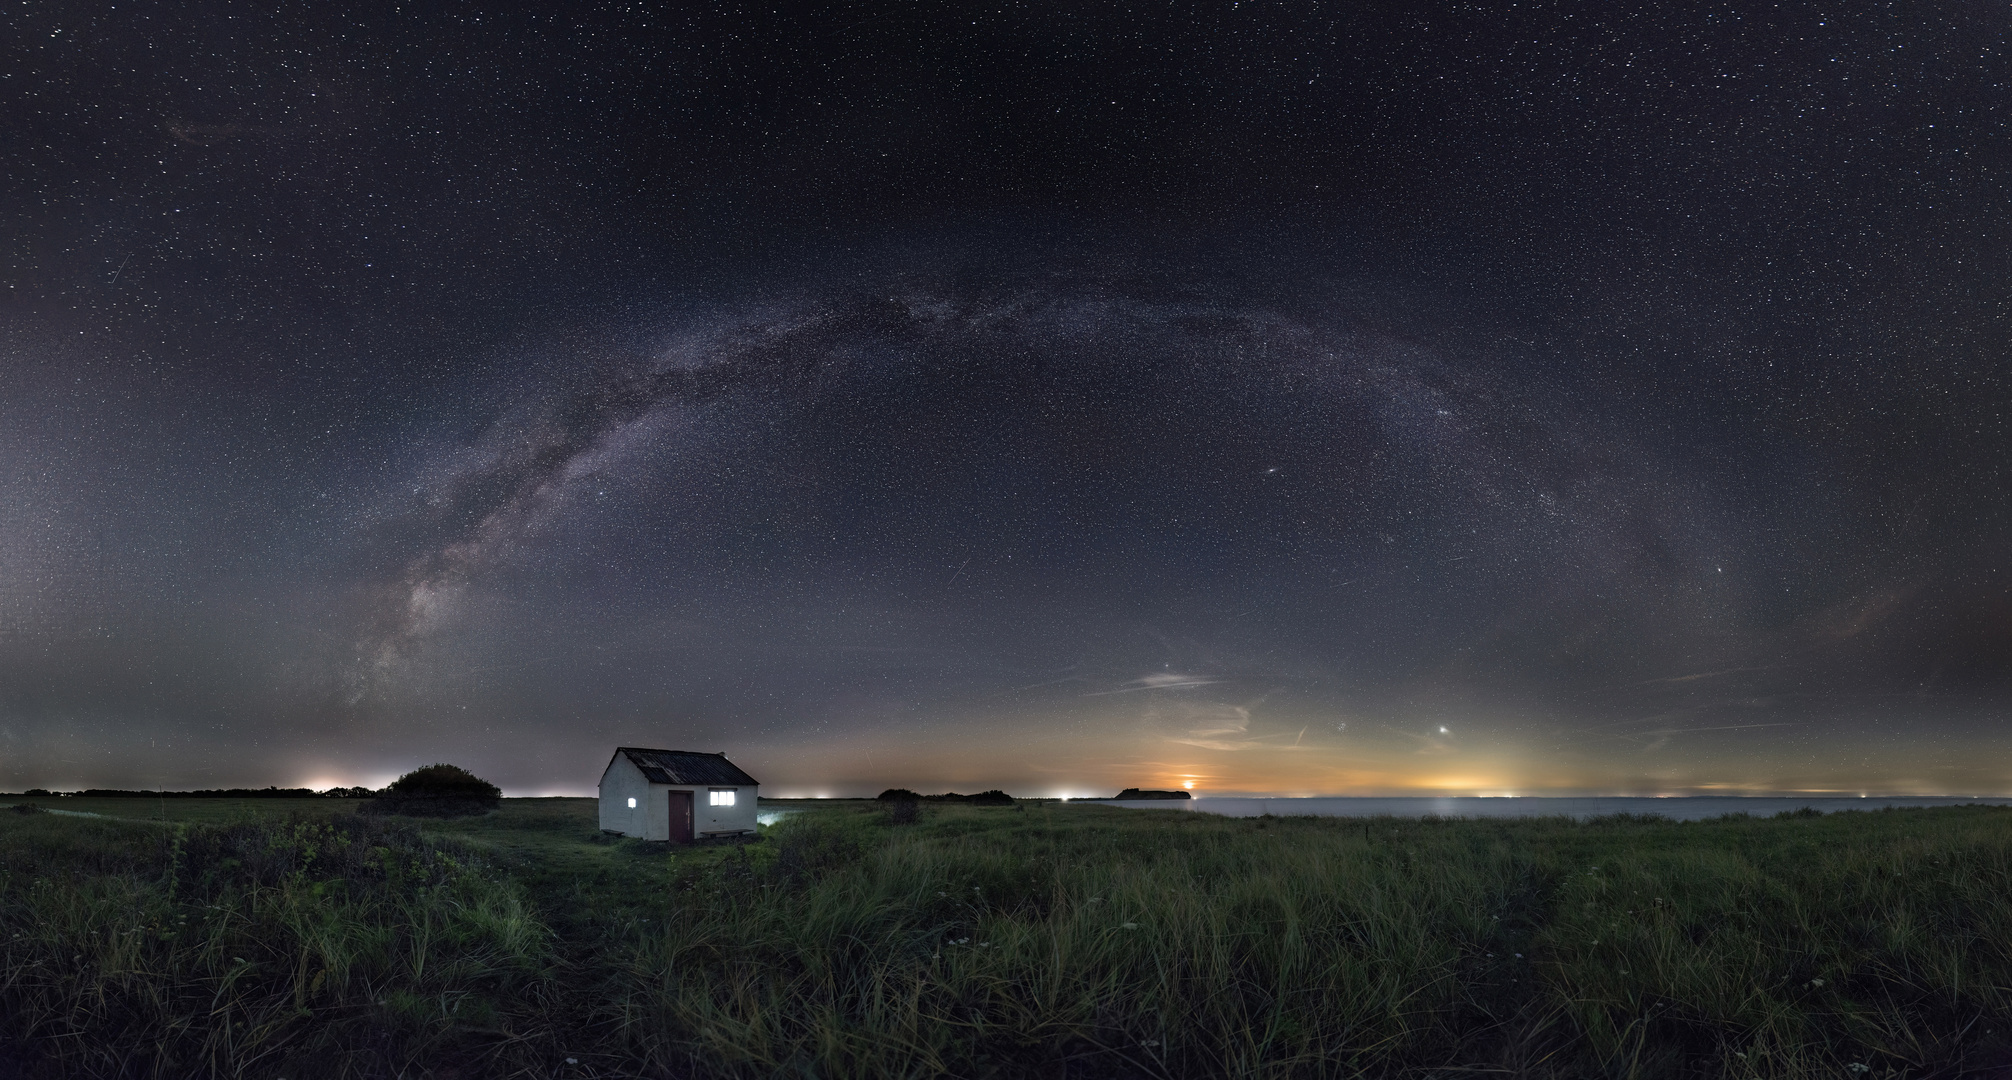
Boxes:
[1599,722,1800,742]
[1087,672,1220,695]
[1626,666,1775,688]
[1160,700,1305,751]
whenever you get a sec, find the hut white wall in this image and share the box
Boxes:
[695,785,759,835]
[598,754,661,839]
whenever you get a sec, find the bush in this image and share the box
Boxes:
[875,788,922,801]
[359,764,501,818]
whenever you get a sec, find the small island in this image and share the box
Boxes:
[1114,788,1191,800]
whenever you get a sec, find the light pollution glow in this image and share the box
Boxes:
[598,720,2012,800]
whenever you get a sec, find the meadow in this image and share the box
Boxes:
[2,796,2010,1079]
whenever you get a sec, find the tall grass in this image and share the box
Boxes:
[4,802,2011,1077]
[0,813,553,1078]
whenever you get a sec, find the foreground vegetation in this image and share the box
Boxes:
[2,798,2011,1078]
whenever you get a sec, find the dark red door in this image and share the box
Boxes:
[667,790,693,844]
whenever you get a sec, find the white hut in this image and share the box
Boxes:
[597,747,760,842]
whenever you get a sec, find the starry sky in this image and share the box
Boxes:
[3,0,2008,797]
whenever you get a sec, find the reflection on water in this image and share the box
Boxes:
[1092,796,2012,822]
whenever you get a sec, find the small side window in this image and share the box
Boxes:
[627,797,637,809]
[709,789,735,807]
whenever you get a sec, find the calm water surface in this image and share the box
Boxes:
[1090,796,2012,821]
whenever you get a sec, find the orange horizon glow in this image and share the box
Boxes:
[737,721,2012,799]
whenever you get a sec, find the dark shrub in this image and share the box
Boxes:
[8,803,42,815]
[876,788,922,802]
[966,789,1014,806]
[360,763,501,818]
[167,814,477,893]
[885,800,921,825]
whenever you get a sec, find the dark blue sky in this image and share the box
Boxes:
[3,0,2007,795]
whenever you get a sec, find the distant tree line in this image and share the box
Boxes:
[875,789,1016,805]
[9,786,378,798]
[873,788,1192,802]
[7,766,503,822]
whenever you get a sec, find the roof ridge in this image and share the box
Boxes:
[611,746,759,786]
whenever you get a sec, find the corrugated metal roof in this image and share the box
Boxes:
[615,747,760,787]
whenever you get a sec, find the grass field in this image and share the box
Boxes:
[3,796,2011,1079]
[1,796,371,822]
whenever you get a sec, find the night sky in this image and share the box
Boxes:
[4,1,2009,797]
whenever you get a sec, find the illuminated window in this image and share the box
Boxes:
[709,789,735,806]
[627,797,637,809]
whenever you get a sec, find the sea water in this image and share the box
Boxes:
[1088,796,2012,821]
